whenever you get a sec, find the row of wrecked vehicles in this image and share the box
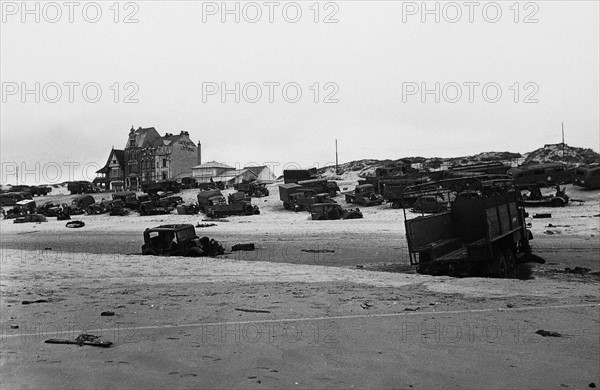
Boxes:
[278,171,363,220]
[141,175,546,282]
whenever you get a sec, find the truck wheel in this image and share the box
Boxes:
[185,248,204,257]
[493,249,509,278]
[391,201,401,209]
[328,189,337,198]
[283,202,291,210]
[142,248,157,256]
[550,198,564,207]
[502,247,517,277]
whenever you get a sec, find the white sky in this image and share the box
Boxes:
[1,0,599,184]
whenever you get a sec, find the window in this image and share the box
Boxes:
[162,172,167,180]
[162,159,167,168]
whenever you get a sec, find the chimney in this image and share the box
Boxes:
[197,141,201,165]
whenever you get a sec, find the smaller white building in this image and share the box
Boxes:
[191,161,234,184]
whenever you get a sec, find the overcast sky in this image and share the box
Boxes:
[1,0,598,184]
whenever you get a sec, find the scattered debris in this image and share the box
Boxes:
[202,218,229,222]
[301,249,335,254]
[231,243,255,251]
[533,213,552,219]
[360,301,373,309]
[589,383,596,388]
[403,307,419,311]
[66,220,85,228]
[22,299,50,305]
[544,230,557,235]
[234,308,271,314]
[196,223,217,228]
[535,329,562,338]
[356,264,364,268]
[564,267,591,275]
[10,324,19,329]
[14,214,48,223]
[45,333,112,347]
[100,311,115,316]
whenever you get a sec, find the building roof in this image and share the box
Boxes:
[213,169,257,182]
[126,126,161,149]
[96,148,125,174]
[244,166,268,175]
[192,161,234,170]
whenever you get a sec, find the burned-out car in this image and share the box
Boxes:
[310,203,363,220]
[141,224,224,257]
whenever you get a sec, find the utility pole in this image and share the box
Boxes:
[561,122,565,158]
[335,139,339,175]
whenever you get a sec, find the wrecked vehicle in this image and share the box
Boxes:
[141,180,181,197]
[176,203,200,215]
[139,201,173,216]
[37,201,62,217]
[4,199,37,219]
[283,168,318,184]
[297,178,340,198]
[86,199,118,215]
[72,195,95,210]
[112,191,140,210]
[14,214,47,223]
[573,165,600,189]
[228,191,251,205]
[279,183,315,210]
[234,180,270,197]
[30,185,52,196]
[507,163,572,187]
[310,203,363,220]
[205,197,260,218]
[520,184,569,207]
[294,193,337,212]
[404,178,540,278]
[141,224,224,256]
[0,192,26,206]
[197,190,227,213]
[67,181,98,195]
[411,195,448,214]
[344,184,385,206]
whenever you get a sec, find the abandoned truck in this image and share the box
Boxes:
[573,165,600,189]
[141,224,224,257]
[141,180,181,197]
[283,168,318,184]
[234,180,270,197]
[112,191,140,210]
[197,190,227,212]
[297,179,340,198]
[295,193,337,212]
[279,183,313,210]
[344,184,385,206]
[403,177,539,278]
[67,181,97,195]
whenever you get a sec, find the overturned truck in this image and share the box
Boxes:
[404,177,541,278]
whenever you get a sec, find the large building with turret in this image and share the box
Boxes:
[97,126,201,191]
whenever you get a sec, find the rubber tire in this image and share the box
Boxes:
[502,247,517,278]
[493,248,509,278]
